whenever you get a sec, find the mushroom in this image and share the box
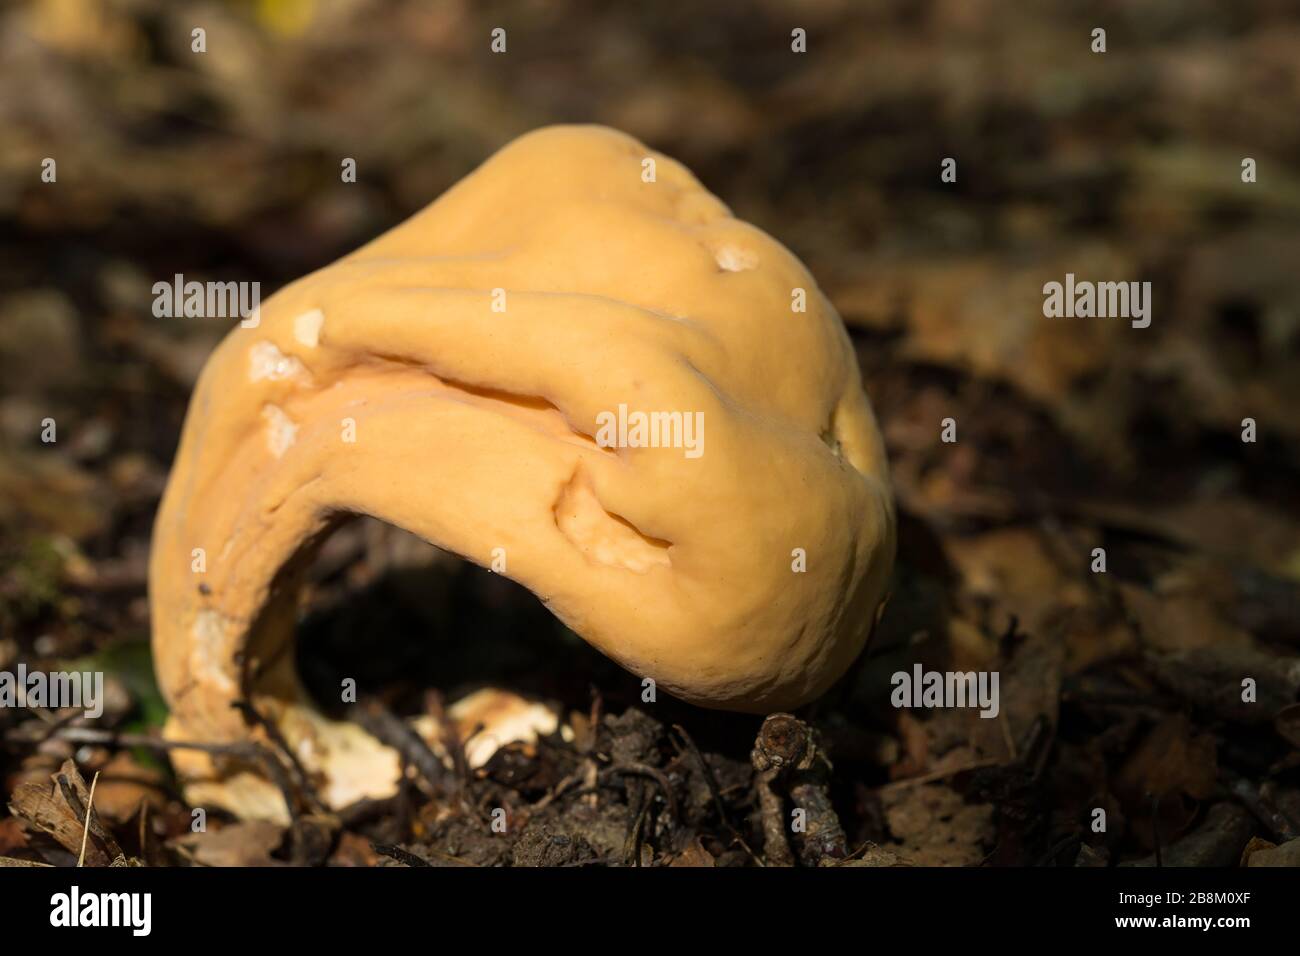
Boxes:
[150,125,895,821]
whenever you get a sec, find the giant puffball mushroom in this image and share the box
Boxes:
[150,125,895,822]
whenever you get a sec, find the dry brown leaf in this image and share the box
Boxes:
[171,821,287,867]
[668,837,716,867]
[91,751,170,824]
[6,759,122,866]
[1114,715,1217,849]
[881,783,994,867]
[1245,837,1300,867]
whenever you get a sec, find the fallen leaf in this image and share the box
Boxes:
[171,821,287,867]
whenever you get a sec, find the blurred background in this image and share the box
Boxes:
[1,0,1299,867]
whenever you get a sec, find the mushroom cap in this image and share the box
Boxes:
[149,125,894,817]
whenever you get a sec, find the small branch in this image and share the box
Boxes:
[371,843,474,867]
[8,725,301,822]
[77,771,101,868]
[1224,770,1300,843]
[231,699,321,814]
[604,764,678,822]
[877,756,1005,794]
[354,697,452,795]
[371,843,432,867]
[671,724,730,829]
[58,770,122,862]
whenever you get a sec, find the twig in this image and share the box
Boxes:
[57,765,122,863]
[728,832,765,867]
[604,764,679,822]
[530,766,586,813]
[419,846,476,867]
[9,725,301,821]
[354,697,451,795]
[1020,714,1055,781]
[671,724,730,829]
[372,842,475,867]
[877,757,1005,794]
[998,709,1018,762]
[77,770,101,868]
[231,699,321,812]
[371,843,432,867]
[138,801,150,865]
[1151,792,1163,868]
[622,778,649,866]
[1224,770,1300,842]
[336,793,408,828]
[1034,830,1083,867]
[26,706,84,745]
[426,689,470,787]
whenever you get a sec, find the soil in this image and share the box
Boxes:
[2,0,1299,868]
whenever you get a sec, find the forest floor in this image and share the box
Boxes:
[2,0,1300,867]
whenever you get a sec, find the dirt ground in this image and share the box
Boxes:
[2,0,1300,867]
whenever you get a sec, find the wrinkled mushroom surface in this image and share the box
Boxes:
[150,125,894,819]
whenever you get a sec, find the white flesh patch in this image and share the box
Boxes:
[293,308,324,348]
[262,403,297,457]
[715,245,757,272]
[249,341,305,382]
